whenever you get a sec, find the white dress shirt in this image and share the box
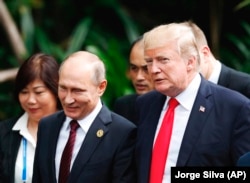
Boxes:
[208,60,222,84]
[55,99,102,181]
[153,73,201,183]
[13,112,36,183]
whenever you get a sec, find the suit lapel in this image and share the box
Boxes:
[137,92,166,182]
[47,111,66,182]
[176,78,214,166]
[8,125,22,181]
[68,105,111,182]
[140,93,166,152]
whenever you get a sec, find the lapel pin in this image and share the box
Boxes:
[199,106,205,112]
[96,129,104,137]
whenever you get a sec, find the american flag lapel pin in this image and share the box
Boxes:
[199,106,205,112]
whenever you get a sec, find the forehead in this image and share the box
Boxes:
[60,66,91,80]
[60,60,93,82]
[130,44,144,63]
[61,55,93,71]
[144,40,178,58]
[25,79,46,89]
[143,24,184,50]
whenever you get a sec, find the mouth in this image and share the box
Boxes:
[135,84,147,91]
[64,105,78,112]
[154,78,164,83]
[28,108,39,113]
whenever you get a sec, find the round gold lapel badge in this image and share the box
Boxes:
[96,129,104,137]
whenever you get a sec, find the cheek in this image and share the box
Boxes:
[58,90,66,100]
[165,67,184,82]
[18,95,27,107]
[18,95,24,103]
[40,93,57,105]
[129,71,137,80]
[41,97,57,113]
[145,74,153,82]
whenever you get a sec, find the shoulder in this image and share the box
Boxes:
[237,152,250,166]
[113,94,138,114]
[0,116,20,130]
[39,110,65,126]
[99,104,135,126]
[137,90,164,104]
[114,112,136,124]
[114,94,138,104]
[202,77,250,106]
[104,105,136,129]
[221,64,250,80]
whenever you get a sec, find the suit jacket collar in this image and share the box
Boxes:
[138,91,166,146]
[136,91,166,182]
[217,63,231,87]
[176,77,214,166]
[68,105,112,182]
[0,116,22,183]
[44,111,66,183]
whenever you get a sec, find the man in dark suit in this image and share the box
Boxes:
[113,36,154,124]
[135,22,250,183]
[32,51,137,183]
[187,21,250,98]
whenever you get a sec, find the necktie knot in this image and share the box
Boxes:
[70,120,79,132]
[168,98,179,109]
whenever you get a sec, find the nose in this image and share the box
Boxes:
[150,61,161,74]
[27,93,36,104]
[64,92,75,104]
[136,69,146,80]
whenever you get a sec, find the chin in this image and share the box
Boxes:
[65,111,79,119]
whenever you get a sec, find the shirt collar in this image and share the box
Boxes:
[13,112,28,132]
[163,73,201,111]
[208,60,221,84]
[12,112,36,147]
[65,99,103,133]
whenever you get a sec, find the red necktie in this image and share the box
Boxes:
[150,98,179,183]
[59,120,79,183]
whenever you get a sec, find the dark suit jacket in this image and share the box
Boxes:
[218,63,250,98]
[113,94,139,125]
[135,76,250,183]
[237,152,250,166]
[32,105,137,183]
[0,116,22,183]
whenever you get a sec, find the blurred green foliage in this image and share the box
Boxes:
[0,0,250,120]
[0,0,140,119]
[220,20,250,72]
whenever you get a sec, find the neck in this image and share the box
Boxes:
[206,57,217,79]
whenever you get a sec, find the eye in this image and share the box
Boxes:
[75,89,82,93]
[35,91,45,95]
[158,57,170,64]
[73,88,84,94]
[142,65,148,73]
[145,59,153,65]
[59,85,66,91]
[20,90,28,94]
[129,64,139,72]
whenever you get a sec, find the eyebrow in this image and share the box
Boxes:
[129,63,147,67]
[33,85,47,89]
